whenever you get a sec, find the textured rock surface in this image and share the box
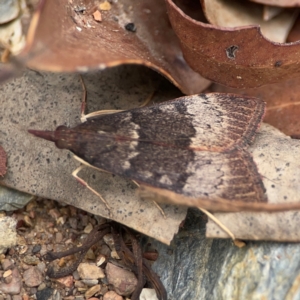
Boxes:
[0,186,33,211]
[150,209,300,299]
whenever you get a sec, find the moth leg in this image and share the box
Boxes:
[198,207,245,248]
[132,180,166,219]
[72,165,111,215]
[79,75,88,123]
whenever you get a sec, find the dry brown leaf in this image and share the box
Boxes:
[201,0,297,43]
[165,0,300,88]
[0,146,7,177]
[287,14,300,42]
[23,0,210,95]
[206,124,300,241]
[249,0,300,7]
[211,77,300,136]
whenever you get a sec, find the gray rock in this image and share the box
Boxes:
[0,186,33,211]
[150,209,300,299]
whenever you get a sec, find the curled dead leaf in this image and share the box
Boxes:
[23,0,210,95]
[165,0,300,88]
[249,0,300,7]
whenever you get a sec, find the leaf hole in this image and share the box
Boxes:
[226,45,239,60]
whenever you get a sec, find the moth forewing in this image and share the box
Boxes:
[31,93,298,214]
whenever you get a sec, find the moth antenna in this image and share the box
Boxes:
[28,130,57,143]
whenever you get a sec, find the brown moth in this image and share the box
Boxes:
[28,93,275,211]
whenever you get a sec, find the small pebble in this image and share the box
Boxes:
[0,268,22,294]
[23,267,43,287]
[3,269,12,277]
[36,262,46,273]
[103,291,123,300]
[74,281,86,288]
[84,285,101,299]
[77,263,105,280]
[23,255,40,265]
[12,295,22,300]
[4,274,12,284]
[37,282,46,291]
[83,223,93,234]
[1,258,13,270]
[29,287,38,295]
[99,245,111,257]
[81,279,98,286]
[32,244,42,254]
[55,275,74,288]
[55,232,63,243]
[24,215,34,227]
[103,234,115,250]
[106,263,137,296]
[52,290,61,300]
[40,244,48,256]
[49,209,61,219]
[68,217,78,229]
[96,255,106,266]
[73,270,80,280]
[36,287,54,300]
[85,248,95,260]
[23,294,30,300]
[140,288,159,300]
[26,201,37,211]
